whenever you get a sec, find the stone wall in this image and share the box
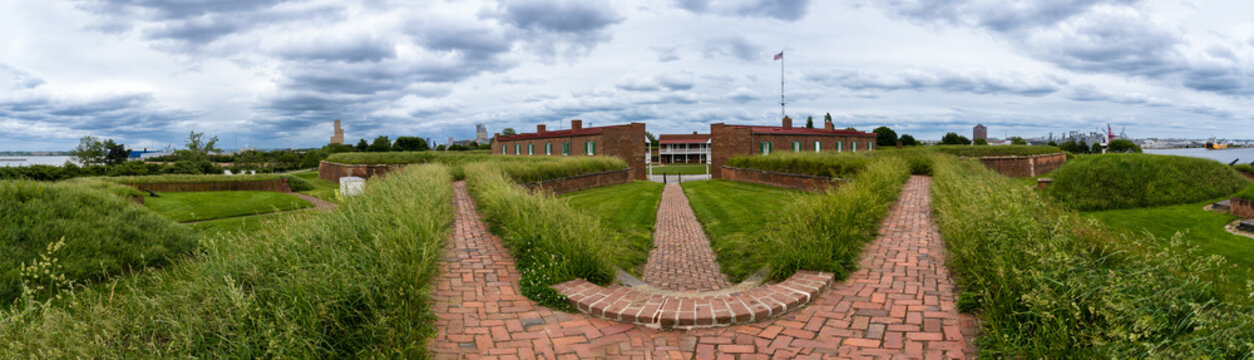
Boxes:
[1232,197,1254,218]
[522,169,632,195]
[975,152,1066,177]
[720,166,844,193]
[318,161,408,184]
[124,179,291,192]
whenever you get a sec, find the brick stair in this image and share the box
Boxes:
[553,271,834,329]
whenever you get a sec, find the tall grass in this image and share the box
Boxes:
[324,151,626,180]
[0,180,197,304]
[726,152,870,178]
[463,162,616,309]
[0,164,454,358]
[102,173,284,184]
[929,144,1062,157]
[764,156,911,281]
[1045,153,1249,211]
[931,156,1254,358]
[493,157,626,183]
[59,177,145,197]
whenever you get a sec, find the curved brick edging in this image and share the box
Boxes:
[720,166,845,193]
[553,271,834,329]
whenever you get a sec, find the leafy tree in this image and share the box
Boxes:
[873,126,898,147]
[1010,137,1027,145]
[1091,142,1104,154]
[1079,140,1089,154]
[435,144,447,151]
[645,132,657,144]
[393,136,429,151]
[941,132,971,145]
[70,136,108,166]
[323,143,357,153]
[1059,140,1085,153]
[184,131,220,163]
[1107,139,1142,153]
[974,138,989,146]
[368,136,392,152]
[1048,141,1058,147]
[898,134,918,146]
[844,127,857,131]
[107,160,151,176]
[501,128,517,136]
[805,116,814,129]
[355,138,369,151]
[824,113,832,124]
[448,144,470,151]
[103,139,129,165]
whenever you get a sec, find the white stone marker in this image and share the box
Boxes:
[340,176,365,196]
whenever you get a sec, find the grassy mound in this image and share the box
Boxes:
[1045,153,1249,211]
[929,145,1062,157]
[931,155,1254,358]
[0,165,453,358]
[726,152,869,178]
[0,180,197,304]
[324,151,626,180]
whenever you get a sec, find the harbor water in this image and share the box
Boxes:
[1144,148,1254,165]
[0,156,74,167]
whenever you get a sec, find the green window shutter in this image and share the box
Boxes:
[563,142,570,155]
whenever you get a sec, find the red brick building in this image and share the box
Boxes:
[657,132,710,164]
[491,120,648,180]
[709,116,877,179]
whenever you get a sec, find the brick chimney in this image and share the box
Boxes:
[494,133,500,139]
[571,119,582,130]
[782,116,793,129]
[692,131,698,135]
[824,119,834,130]
[537,124,546,133]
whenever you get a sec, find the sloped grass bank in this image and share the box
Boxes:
[1045,153,1249,211]
[682,180,809,282]
[0,164,454,358]
[928,144,1061,157]
[560,181,664,276]
[325,151,627,180]
[931,156,1254,358]
[463,158,630,309]
[726,152,869,178]
[145,191,313,222]
[0,180,197,304]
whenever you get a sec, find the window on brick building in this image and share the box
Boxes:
[501,145,506,154]
[852,142,858,152]
[562,142,570,155]
[586,141,596,155]
[868,141,874,151]
[837,141,843,152]
[527,144,533,155]
[814,141,822,152]
[792,141,801,152]
[515,144,521,154]
[545,143,552,155]
[760,141,772,155]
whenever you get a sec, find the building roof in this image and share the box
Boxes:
[658,133,711,144]
[732,125,876,137]
[497,124,633,141]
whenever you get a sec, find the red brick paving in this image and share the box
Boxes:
[641,183,731,291]
[430,177,978,358]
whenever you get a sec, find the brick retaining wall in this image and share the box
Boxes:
[720,166,844,193]
[522,169,632,195]
[1232,197,1254,218]
[318,161,408,184]
[123,179,291,192]
[974,152,1066,177]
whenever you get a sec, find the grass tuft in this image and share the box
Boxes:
[1045,153,1249,211]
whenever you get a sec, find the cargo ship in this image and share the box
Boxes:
[1206,137,1229,150]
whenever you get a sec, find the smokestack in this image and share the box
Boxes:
[824,119,834,130]
[571,119,582,130]
[782,116,792,129]
[537,124,546,133]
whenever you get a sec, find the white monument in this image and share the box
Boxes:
[340,176,365,196]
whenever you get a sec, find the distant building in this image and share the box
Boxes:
[973,124,987,141]
[492,119,648,180]
[330,119,345,144]
[709,116,876,179]
[657,132,710,164]
[475,123,489,144]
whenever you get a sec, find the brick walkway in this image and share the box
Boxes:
[430,177,978,359]
[641,183,731,291]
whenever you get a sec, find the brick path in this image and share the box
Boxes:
[641,183,731,291]
[430,177,978,359]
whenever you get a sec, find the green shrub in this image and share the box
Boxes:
[764,156,911,281]
[0,165,454,357]
[0,180,197,304]
[280,174,314,191]
[930,155,1254,358]
[726,152,869,178]
[463,162,616,309]
[929,145,1061,157]
[1045,153,1249,211]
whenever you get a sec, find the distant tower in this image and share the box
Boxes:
[330,119,345,144]
[973,124,987,141]
[475,123,489,144]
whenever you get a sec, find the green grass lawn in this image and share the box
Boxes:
[560,181,664,275]
[1085,198,1254,296]
[145,191,313,222]
[189,210,311,235]
[681,180,809,281]
[290,171,340,203]
[649,164,709,175]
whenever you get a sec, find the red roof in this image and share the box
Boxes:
[658,133,710,144]
[496,124,632,141]
[736,126,876,137]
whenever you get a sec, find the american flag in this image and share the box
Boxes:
[774,52,783,60]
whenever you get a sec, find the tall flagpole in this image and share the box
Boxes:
[780,51,785,118]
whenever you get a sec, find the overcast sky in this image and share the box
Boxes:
[1,0,1251,151]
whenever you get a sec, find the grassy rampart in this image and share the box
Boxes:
[726,152,869,178]
[927,145,1062,157]
[0,164,454,358]
[1044,153,1249,211]
[931,155,1254,358]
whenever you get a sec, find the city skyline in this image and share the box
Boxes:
[2,0,1253,151]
